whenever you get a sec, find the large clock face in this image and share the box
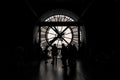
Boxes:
[46,26,73,48]
[40,15,79,49]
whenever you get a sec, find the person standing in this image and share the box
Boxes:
[51,44,58,64]
[67,44,73,67]
[72,44,77,65]
[61,44,68,68]
[44,45,49,63]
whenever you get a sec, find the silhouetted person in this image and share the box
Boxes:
[67,44,72,66]
[51,44,58,64]
[44,45,49,63]
[71,44,77,65]
[61,44,68,68]
[68,44,77,67]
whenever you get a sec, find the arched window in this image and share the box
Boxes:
[34,9,85,49]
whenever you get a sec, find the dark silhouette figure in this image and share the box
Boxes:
[71,44,77,65]
[61,44,68,68]
[68,44,77,67]
[67,44,72,66]
[51,44,58,64]
[44,45,49,63]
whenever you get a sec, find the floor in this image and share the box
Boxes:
[7,58,120,80]
[38,59,86,80]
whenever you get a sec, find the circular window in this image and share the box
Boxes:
[34,9,84,49]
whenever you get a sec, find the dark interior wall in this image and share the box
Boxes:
[85,0,120,51]
[2,0,120,62]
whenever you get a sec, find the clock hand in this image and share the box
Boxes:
[60,26,70,35]
[61,37,69,45]
[49,26,66,41]
[49,35,59,46]
[49,26,60,35]
[54,27,60,34]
